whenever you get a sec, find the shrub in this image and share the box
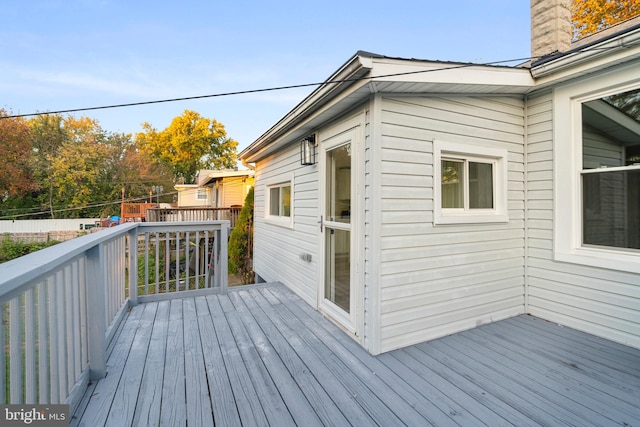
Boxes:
[228,187,254,284]
[0,235,60,263]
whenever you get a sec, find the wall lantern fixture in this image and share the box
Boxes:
[300,134,317,166]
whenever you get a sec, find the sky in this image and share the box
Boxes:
[0,0,531,154]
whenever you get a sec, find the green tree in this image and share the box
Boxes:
[136,110,238,183]
[29,114,68,218]
[572,0,640,40]
[49,116,115,217]
[228,187,254,285]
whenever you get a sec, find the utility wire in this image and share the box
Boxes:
[2,56,538,120]
[0,191,177,219]
[2,41,639,120]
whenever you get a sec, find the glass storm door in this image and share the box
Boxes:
[323,141,353,320]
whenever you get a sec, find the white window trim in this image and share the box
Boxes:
[433,140,508,225]
[553,66,640,274]
[264,173,294,229]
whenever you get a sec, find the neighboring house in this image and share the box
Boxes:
[175,169,255,208]
[239,1,640,355]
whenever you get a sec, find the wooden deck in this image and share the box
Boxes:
[72,282,640,426]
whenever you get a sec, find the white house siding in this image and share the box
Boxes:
[376,95,526,352]
[253,142,320,306]
[525,91,640,349]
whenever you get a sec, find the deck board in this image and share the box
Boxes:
[197,300,242,427]
[159,299,186,427]
[131,300,169,427]
[74,282,640,427]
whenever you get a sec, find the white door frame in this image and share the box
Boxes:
[318,115,362,336]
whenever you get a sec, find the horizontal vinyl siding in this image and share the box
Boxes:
[377,95,526,352]
[253,143,319,305]
[525,91,640,350]
[221,177,247,207]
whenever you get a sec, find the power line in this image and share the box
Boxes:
[1,57,538,120]
[2,40,639,121]
[0,191,177,220]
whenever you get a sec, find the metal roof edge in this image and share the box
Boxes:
[239,52,373,160]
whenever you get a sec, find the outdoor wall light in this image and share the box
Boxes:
[300,134,317,166]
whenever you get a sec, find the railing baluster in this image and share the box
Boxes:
[175,231,180,292]
[65,266,75,396]
[78,259,88,370]
[71,262,82,387]
[165,232,170,294]
[25,287,36,403]
[56,269,67,401]
[9,295,23,403]
[144,232,150,295]
[128,229,139,305]
[38,280,49,404]
[47,275,59,403]
[220,224,229,293]
[155,232,160,294]
[0,302,5,404]
[195,231,200,289]
[185,231,190,290]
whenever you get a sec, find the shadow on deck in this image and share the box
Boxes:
[72,282,640,426]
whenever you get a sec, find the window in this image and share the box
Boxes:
[196,189,208,200]
[553,67,640,273]
[265,177,294,228]
[434,140,508,224]
[581,88,640,250]
[269,184,291,217]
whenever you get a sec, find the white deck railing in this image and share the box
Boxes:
[0,221,229,413]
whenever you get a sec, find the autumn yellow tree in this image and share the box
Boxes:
[572,0,640,40]
[136,110,238,183]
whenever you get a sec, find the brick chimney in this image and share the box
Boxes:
[531,0,572,59]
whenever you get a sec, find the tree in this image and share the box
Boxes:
[228,187,254,284]
[114,136,175,205]
[29,114,68,218]
[49,117,115,217]
[572,0,640,40]
[136,110,238,183]
[0,110,37,199]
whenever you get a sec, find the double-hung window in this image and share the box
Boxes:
[581,88,640,250]
[266,176,294,228]
[554,69,640,273]
[434,140,508,224]
[196,189,208,201]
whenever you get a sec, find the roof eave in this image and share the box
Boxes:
[240,53,373,162]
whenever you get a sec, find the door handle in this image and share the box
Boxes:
[318,215,323,232]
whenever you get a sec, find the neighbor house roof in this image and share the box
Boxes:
[195,169,254,186]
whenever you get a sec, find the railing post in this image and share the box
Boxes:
[128,227,138,306]
[86,244,106,380]
[220,222,229,294]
